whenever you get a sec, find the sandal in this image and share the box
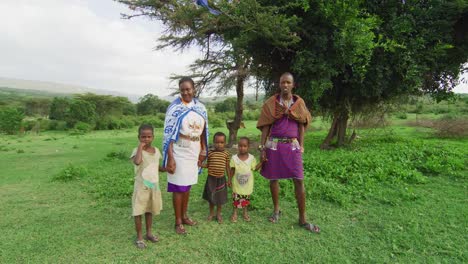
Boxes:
[217,215,223,224]
[300,222,321,233]
[135,240,147,249]
[268,211,281,223]
[144,234,159,243]
[207,215,215,221]
[243,214,251,222]
[175,224,187,235]
[182,218,197,226]
[230,214,238,223]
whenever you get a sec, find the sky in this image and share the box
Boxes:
[0,0,466,96]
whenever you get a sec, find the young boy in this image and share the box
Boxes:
[201,132,230,223]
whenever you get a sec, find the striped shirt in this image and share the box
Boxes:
[207,150,230,177]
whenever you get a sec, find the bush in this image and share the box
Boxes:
[395,112,407,119]
[433,115,468,138]
[106,150,129,160]
[48,120,67,131]
[53,164,88,182]
[210,117,224,128]
[74,121,93,132]
[0,108,24,134]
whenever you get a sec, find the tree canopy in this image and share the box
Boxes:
[119,0,468,147]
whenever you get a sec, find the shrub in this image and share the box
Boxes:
[48,120,67,131]
[106,150,129,160]
[0,108,24,134]
[210,117,224,128]
[53,164,88,182]
[74,121,93,132]
[433,115,468,138]
[395,112,407,119]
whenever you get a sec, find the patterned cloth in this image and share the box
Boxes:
[232,193,250,208]
[207,150,230,177]
[256,94,312,129]
[162,97,209,167]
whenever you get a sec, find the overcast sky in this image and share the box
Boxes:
[0,0,466,96]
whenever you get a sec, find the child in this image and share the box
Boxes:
[201,132,230,223]
[130,124,165,249]
[228,137,263,222]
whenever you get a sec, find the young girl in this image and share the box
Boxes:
[130,124,165,249]
[201,132,230,223]
[228,137,263,222]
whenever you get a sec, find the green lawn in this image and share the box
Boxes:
[0,121,466,263]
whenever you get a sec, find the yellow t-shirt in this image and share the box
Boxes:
[230,154,257,195]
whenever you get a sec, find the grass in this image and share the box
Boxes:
[0,121,466,263]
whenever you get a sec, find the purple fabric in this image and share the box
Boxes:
[261,116,304,180]
[167,182,192,193]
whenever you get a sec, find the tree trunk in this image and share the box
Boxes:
[320,110,349,149]
[227,68,246,146]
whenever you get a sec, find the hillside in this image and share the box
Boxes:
[0,77,141,102]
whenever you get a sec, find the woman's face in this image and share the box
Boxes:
[180,81,194,103]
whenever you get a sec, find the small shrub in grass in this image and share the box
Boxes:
[106,150,129,160]
[16,149,25,154]
[395,112,407,119]
[53,164,88,182]
[74,121,93,132]
[210,117,223,128]
[48,120,67,131]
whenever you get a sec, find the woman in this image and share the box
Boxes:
[162,77,208,235]
[257,72,320,233]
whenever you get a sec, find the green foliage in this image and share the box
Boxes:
[66,99,96,127]
[75,93,135,117]
[106,150,129,160]
[214,97,237,113]
[24,98,51,117]
[301,136,466,205]
[48,120,67,131]
[209,117,223,128]
[136,94,169,115]
[73,121,93,132]
[395,112,407,119]
[49,97,70,120]
[52,164,88,182]
[0,108,24,134]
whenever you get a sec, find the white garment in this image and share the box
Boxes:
[167,110,205,186]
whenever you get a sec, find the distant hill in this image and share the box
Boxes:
[0,77,142,102]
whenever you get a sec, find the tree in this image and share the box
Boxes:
[215,97,237,113]
[49,97,71,121]
[0,108,24,134]
[24,98,51,117]
[136,94,170,115]
[66,99,96,127]
[119,0,468,148]
[75,93,135,117]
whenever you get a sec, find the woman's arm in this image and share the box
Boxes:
[198,126,207,166]
[166,141,176,174]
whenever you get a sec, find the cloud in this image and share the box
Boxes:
[0,0,201,96]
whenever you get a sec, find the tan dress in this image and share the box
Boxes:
[130,148,163,216]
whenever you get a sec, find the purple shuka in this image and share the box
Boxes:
[261,116,304,180]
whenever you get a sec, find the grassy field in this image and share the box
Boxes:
[0,120,466,263]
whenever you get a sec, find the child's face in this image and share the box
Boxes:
[138,129,154,146]
[213,135,226,151]
[238,139,249,154]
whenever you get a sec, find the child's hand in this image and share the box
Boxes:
[138,141,146,149]
[227,179,232,188]
[261,150,268,162]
